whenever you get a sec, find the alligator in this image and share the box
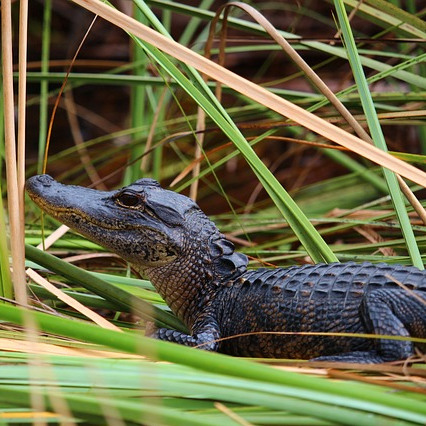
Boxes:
[26,174,426,363]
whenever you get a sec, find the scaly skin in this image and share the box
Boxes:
[26,174,426,363]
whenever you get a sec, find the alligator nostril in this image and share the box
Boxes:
[37,174,54,186]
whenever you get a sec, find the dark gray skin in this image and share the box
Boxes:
[26,174,426,363]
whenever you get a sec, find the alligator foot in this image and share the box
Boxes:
[146,315,221,351]
[147,327,219,350]
[359,289,424,361]
[314,289,425,363]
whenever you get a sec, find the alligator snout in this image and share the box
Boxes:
[26,174,55,193]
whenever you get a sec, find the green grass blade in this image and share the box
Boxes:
[25,244,186,332]
[322,149,388,193]
[0,303,425,424]
[309,52,426,113]
[37,0,51,173]
[0,385,219,426]
[1,353,416,425]
[333,0,424,269]
[0,191,13,299]
[178,0,214,46]
[0,83,13,299]
[0,375,411,426]
[123,5,149,185]
[345,0,426,37]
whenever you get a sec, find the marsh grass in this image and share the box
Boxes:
[1,0,426,424]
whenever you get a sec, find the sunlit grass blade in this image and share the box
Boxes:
[1,352,422,426]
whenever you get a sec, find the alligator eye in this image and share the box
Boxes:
[115,191,143,209]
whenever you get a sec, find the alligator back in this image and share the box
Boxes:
[241,262,426,293]
[217,262,426,358]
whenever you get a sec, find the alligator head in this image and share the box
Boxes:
[26,175,248,323]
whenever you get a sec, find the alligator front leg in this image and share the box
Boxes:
[314,289,426,363]
[146,315,221,351]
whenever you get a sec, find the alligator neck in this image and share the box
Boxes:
[143,258,214,327]
[137,209,248,327]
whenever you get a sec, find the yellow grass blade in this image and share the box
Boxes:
[1,0,27,303]
[26,269,121,331]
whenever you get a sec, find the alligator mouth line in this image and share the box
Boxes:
[30,196,138,231]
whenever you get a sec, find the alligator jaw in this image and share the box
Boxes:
[26,174,125,230]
